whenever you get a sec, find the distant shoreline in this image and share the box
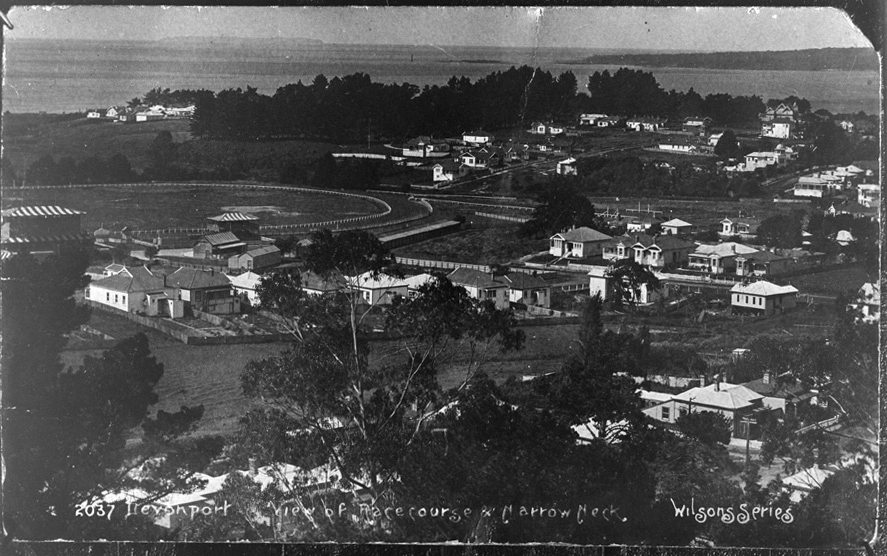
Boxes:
[560,47,878,72]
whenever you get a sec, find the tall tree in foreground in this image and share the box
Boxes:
[235,229,524,540]
[2,251,218,540]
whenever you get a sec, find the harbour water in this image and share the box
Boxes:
[2,40,879,115]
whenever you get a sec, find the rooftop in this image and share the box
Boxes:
[730,280,799,297]
[166,267,232,290]
[555,226,612,243]
[207,212,259,222]
[693,242,758,257]
[672,382,763,410]
[2,205,83,218]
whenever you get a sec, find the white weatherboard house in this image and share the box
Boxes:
[730,280,798,316]
[549,227,612,258]
[587,265,666,306]
[643,382,764,439]
[462,131,492,146]
[227,271,264,307]
[688,242,758,274]
[348,272,409,305]
[660,218,693,235]
[447,267,510,310]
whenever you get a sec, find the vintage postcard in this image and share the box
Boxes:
[0,5,880,551]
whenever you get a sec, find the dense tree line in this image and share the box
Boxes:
[585,68,765,125]
[190,67,582,141]
[128,87,214,108]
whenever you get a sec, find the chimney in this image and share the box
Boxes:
[763,371,771,385]
[248,457,258,476]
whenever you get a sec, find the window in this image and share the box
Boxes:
[115,295,119,303]
[106,292,110,301]
[678,408,687,419]
[122,295,126,305]
[661,407,671,420]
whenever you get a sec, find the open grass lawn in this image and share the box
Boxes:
[14,184,385,230]
[783,265,872,296]
[2,113,343,173]
[3,116,193,171]
[394,225,547,265]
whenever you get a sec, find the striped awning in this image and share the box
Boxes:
[2,233,91,244]
[2,206,84,218]
[207,212,259,222]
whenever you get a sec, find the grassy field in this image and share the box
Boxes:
[3,116,193,171]
[2,113,343,175]
[782,265,872,296]
[394,223,548,265]
[11,184,386,230]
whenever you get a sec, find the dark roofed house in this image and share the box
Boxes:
[193,231,247,259]
[447,267,510,310]
[632,234,697,268]
[228,245,282,272]
[501,272,551,308]
[742,372,815,416]
[166,267,240,314]
[735,250,791,277]
[549,227,612,259]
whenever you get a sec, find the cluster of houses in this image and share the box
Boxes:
[793,164,875,199]
[86,104,196,123]
[540,218,814,314]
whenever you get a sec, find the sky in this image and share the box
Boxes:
[6,6,873,51]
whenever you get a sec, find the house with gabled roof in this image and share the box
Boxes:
[193,231,247,259]
[720,217,760,239]
[227,270,264,307]
[682,116,712,135]
[735,250,791,277]
[688,242,758,274]
[87,265,184,317]
[730,280,798,316]
[501,272,550,308]
[850,282,880,323]
[447,267,509,310]
[602,233,653,262]
[165,267,240,314]
[347,272,409,305]
[228,245,281,272]
[549,227,612,259]
[632,234,696,268]
[742,372,815,416]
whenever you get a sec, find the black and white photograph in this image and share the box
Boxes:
[0,5,881,550]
